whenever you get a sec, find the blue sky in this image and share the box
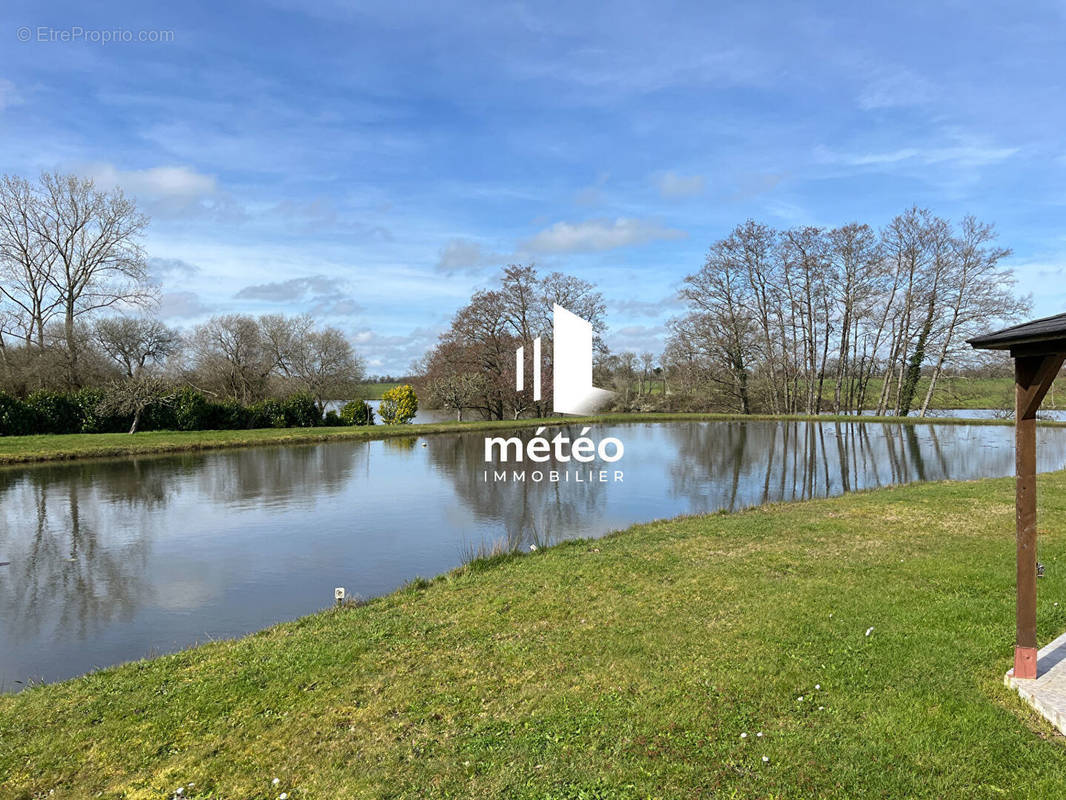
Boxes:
[2,1,1065,373]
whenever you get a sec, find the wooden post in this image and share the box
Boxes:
[1015,369,1038,678]
[1013,353,1066,678]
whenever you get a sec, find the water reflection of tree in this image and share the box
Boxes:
[0,442,363,665]
[192,443,361,507]
[666,420,954,513]
[427,425,610,551]
[0,478,152,646]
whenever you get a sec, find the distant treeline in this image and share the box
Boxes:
[662,209,1026,416]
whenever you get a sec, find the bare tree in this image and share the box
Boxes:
[677,239,759,413]
[31,173,153,385]
[421,264,606,419]
[93,316,179,378]
[639,351,656,396]
[917,217,1027,416]
[189,314,277,403]
[827,223,882,413]
[99,375,174,434]
[0,175,61,348]
[261,314,364,411]
[426,372,486,421]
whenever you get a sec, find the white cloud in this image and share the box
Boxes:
[435,238,505,273]
[351,325,442,374]
[0,79,20,112]
[77,162,245,221]
[522,218,685,253]
[857,67,935,110]
[605,323,668,353]
[158,290,212,320]
[148,257,201,282]
[654,171,705,199]
[86,163,217,200]
[235,275,363,316]
[815,141,1018,169]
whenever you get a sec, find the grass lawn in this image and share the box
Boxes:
[358,382,404,399]
[0,411,1043,467]
[859,375,1066,411]
[3,473,1066,798]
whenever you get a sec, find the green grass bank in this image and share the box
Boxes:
[3,473,1066,798]
[0,410,1055,467]
[357,382,404,400]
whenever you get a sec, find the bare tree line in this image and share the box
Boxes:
[0,173,152,385]
[0,172,365,415]
[664,209,1028,416]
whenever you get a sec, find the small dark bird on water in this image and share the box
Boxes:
[1037,561,1046,578]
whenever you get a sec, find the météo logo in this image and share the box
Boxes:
[483,304,623,484]
[515,303,614,416]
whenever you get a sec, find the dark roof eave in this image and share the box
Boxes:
[967,333,1066,350]
[968,312,1066,351]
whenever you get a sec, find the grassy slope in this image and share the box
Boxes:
[358,382,404,400]
[862,375,1019,410]
[0,411,1053,467]
[633,375,1065,410]
[3,474,1066,798]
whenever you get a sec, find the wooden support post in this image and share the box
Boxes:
[1013,353,1066,679]
[1015,394,1038,678]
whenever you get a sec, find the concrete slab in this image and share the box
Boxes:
[1005,629,1066,734]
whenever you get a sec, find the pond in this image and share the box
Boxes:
[3,419,1066,690]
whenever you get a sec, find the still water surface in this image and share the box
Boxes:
[3,419,1066,689]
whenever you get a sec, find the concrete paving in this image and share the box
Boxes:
[1005,630,1066,734]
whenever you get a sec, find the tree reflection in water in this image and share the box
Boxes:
[662,420,1060,513]
[0,443,361,682]
[427,423,609,553]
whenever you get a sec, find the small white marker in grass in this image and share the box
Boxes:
[865,627,874,637]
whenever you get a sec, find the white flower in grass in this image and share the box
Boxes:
[740,732,747,738]
[762,756,770,762]
[272,778,280,786]
[815,684,821,690]
[865,627,874,637]
[797,696,803,701]
[279,794,288,800]
[818,706,825,711]
[756,732,763,737]
[175,790,183,796]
